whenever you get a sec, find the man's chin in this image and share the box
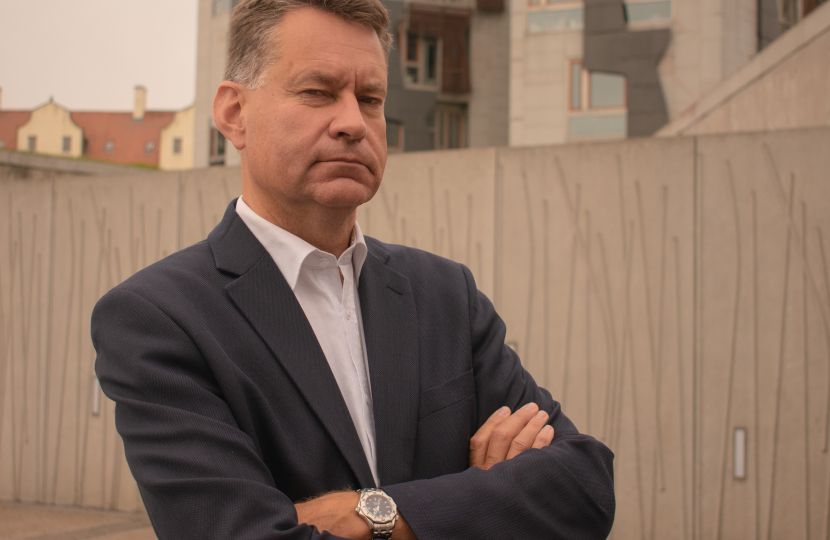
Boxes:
[311,178,379,209]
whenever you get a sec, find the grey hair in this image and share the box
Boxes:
[225,0,393,89]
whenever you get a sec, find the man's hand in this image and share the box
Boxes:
[469,403,554,470]
[295,491,416,540]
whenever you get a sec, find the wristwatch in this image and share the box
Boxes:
[355,488,398,539]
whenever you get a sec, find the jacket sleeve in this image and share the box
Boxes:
[93,287,348,540]
[382,265,616,540]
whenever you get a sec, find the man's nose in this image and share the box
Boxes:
[329,95,367,141]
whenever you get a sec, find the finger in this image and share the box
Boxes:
[469,406,511,468]
[531,424,554,450]
[505,409,550,460]
[482,402,539,469]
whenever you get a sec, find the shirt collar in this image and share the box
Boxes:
[235,197,368,290]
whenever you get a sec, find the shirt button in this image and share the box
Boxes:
[345,309,352,319]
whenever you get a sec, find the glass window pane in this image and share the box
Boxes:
[528,8,583,33]
[570,63,582,110]
[449,115,459,149]
[424,37,438,86]
[589,72,625,108]
[406,66,419,84]
[386,120,400,147]
[407,32,419,62]
[624,1,672,22]
[568,114,627,137]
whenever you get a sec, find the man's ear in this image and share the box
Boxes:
[213,81,248,151]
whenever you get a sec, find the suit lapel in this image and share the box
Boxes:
[210,203,375,489]
[359,245,420,486]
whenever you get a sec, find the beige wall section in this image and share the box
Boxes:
[3,129,830,540]
[16,102,83,158]
[468,12,510,148]
[193,0,241,169]
[357,148,497,297]
[159,106,196,171]
[508,0,583,147]
[659,1,830,136]
[496,137,696,540]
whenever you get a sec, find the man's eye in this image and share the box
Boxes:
[360,97,382,105]
[303,90,325,96]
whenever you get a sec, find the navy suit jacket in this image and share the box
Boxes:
[92,200,615,539]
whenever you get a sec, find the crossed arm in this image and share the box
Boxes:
[296,403,555,539]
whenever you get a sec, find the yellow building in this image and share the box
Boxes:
[159,105,195,171]
[16,99,83,158]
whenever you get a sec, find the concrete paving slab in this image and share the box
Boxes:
[0,503,154,540]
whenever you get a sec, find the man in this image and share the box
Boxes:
[92,0,615,538]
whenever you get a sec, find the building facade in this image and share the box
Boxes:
[194,0,827,160]
[0,87,196,170]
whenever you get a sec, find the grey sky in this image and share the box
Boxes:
[0,0,199,112]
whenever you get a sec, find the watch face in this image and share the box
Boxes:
[360,492,397,522]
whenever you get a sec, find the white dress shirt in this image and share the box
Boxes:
[235,197,379,485]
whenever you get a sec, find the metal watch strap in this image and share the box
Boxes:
[370,521,394,540]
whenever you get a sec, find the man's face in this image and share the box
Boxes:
[240,8,388,216]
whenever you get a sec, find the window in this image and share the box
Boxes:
[527,0,583,33]
[145,141,156,153]
[173,137,183,155]
[386,119,404,151]
[429,104,466,150]
[27,136,37,152]
[403,31,440,88]
[568,61,627,138]
[210,127,226,166]
[0,140,6,149]
[624,0,671,23]
[62,136,72,153]
[104,140,115,153]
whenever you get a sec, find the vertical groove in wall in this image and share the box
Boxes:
[675,236,690,540]
[561,183,581,404]
[17,211,37,502]
[693,138,701,540]
[41,180,56,502]
[0,195,12,498]
[521,171,536,370]
[73,220,85,506]
[767,176,796,540]
[493,151,503,310]
[802,202,812,540]
[600,233,617,443]
[715,163,743,540]
[543,200,551,390]
[585,211,593,434]
[820,228,830,453]
[51,198,76,505]
[753,191,761,540]
[176,173,183,251]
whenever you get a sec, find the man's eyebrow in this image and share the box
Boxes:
[360,81,388,96]
[292,70,387,95]
[294,70,340,87]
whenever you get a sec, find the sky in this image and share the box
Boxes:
[0,0,199,112]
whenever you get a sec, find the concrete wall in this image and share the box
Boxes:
[658,0,830,137]
[16,102,84,159]
[159,106,196,171]
[0,149,152,179]
[2,128,830,539]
